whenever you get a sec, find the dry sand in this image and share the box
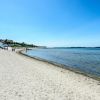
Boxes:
[0,49,100,100]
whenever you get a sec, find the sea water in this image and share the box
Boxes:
[24,48,100,78]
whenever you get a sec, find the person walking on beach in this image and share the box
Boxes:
[12,48,15,52]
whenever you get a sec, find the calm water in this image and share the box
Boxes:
[23,48,100,78]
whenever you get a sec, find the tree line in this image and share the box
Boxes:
[0,39,38,48]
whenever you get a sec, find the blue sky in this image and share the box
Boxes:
[0,0,100,47]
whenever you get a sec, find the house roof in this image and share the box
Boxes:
[0,42,8,48]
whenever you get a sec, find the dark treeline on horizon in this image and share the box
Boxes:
[53,47,100,49]
[0,39,38,48]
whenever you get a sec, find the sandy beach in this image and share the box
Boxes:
[0,49,100,100]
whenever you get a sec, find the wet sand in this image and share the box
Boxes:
[0,49,100,100]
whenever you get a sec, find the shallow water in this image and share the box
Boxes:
[24,48,100,78]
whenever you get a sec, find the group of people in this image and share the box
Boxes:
[2,47,16,52]
[12,48,15,51]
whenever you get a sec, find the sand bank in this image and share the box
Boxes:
[0,49,100,100]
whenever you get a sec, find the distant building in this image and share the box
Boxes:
[0,42,3,48]
[0,41,9,49]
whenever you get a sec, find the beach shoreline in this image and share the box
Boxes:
[19,50,100,81]
[0,49,100,100]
